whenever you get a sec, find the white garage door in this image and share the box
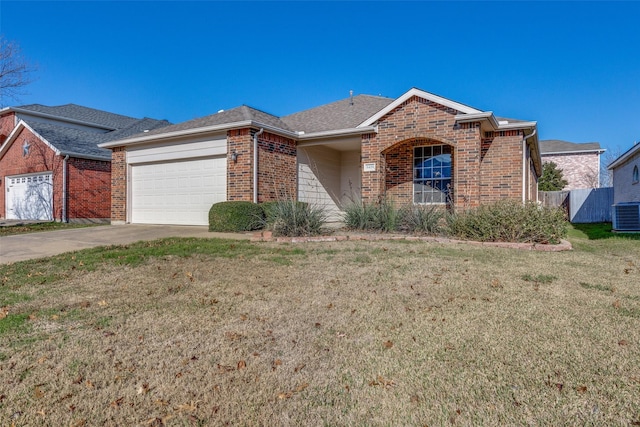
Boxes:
[5,173,53,220]
[130,157,226,225]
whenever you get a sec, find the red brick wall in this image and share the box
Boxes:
[0,113,16,143]
[257,131,297,202]
[67,158,111,220]
[0,126,63,219]
[227,128,297,202]
[359,96,532,209]
[479,131,524,203]
[227,129,253,201]
[361,96,481,209]
[110,147,126,222]
[384,138,452,203]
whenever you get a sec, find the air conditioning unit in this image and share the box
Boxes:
[612,203,640,231]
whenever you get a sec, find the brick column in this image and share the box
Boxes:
[110,147,127,223]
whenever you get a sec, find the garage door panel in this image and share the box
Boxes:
[5,173,53,220]
[131,157,226,225]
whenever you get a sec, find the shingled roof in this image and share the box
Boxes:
[136,105,292,138]
[26,116,170,160]
[540,139,603,154]
[281,94,393,133]
[16,103,142,130]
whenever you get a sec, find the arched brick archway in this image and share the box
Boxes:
[381,137,456,207]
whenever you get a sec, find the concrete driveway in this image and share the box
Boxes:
[0,224,250,264]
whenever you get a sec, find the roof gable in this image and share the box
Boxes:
[358,88,482,127]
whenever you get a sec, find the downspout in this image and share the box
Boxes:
[522,129,537,203]
[253,128,264,204]
[62,155,69,222]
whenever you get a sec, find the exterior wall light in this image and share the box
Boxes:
[231,150,238,163]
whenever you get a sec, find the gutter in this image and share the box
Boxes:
[296,126,377,141]
[522,129,537,203]
[542,149,606,155]
[253,128,264,203]
[62,155,69,223]
[99,120,299,149]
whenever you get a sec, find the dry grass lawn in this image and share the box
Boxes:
[1,228,639,426]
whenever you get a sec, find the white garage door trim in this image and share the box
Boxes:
[130,156,226,225]
[5,172,54,220]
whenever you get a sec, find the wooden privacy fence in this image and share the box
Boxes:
[539,188,613,223]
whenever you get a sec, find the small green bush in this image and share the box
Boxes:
[447,200,568,244]
[265,200,326,237]
[343,198,399,232]
[208,201,264,232]
[398,204,444,234]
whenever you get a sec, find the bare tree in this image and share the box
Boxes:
[0,35,36,106]
[600,146,625,187]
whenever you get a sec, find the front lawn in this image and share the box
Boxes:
[0,230,639,425]
[0,221,100,237]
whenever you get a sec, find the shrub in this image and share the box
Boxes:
[265,200,326,237]
[343,198,399,232]
[447,200,568,244]
[398,204,445,234]
[208,201,264,232]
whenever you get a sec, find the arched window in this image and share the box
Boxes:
[633,165,639,184]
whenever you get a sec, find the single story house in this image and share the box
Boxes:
[539,139,605,189]
[0,104,170,222]
[100,88,542,225]
[608,142,640,231]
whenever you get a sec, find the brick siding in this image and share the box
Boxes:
[0,124,111,221]
[360,96,532,210]
[110,147,126,222]
[67,158,111,220]
[541,152,600,190]
[227,128,297,202]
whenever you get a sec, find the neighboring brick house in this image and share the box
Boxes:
[100,88,542,225]
[540,139,605,190]
[0,104,169,222]
[608,142,640,231]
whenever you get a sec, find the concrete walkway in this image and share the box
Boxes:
[0,224,250,264]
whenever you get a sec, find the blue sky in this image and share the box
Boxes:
[2,1,639,157]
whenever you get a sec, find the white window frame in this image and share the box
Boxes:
[413,145,452,205]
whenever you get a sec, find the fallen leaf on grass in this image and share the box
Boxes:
[237,360,246,370]
[278,392,293,400]
[110,397,124,408]
[137,383,151,395]
[34,385,45,399]
[0,307,9,319]
[613,300,621,309]
[294,364,306,372]
[98,300,108,307]
[174,402,197,412]
[576,386,587,393]
[618,340,628,346]
[295,382,309,392]
[384,341,393,349]
[369,376,395,388]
